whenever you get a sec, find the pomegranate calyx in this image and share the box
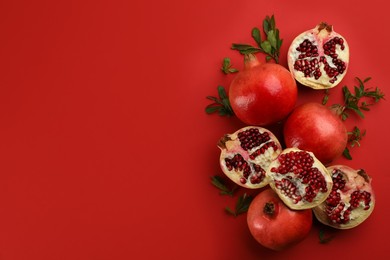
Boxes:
[357,169,371,183]
[317,22,333,33]
[243,53,261,70]
[263,201,276,217]
[329,104,345,117]
[217,135,231,150]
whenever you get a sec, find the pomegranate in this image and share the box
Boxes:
[313,165,375,229]
[229,54,297,126]
[287,22,349,89]
[218,126,282,189]
[247,188,313,251]
[267,148,333,210]
[283,102,348,165]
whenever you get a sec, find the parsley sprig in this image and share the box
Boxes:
[231,15,283,63]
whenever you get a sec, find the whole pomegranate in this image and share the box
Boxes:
[313,165,375,229]
[283,102,348,165]
[247,188,313,251]
[287,22,349,89]
[267,148,333,210]
[218,126,282,189]
[229,54,297,126]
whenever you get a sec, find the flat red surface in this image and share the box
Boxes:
[1,0,389,259]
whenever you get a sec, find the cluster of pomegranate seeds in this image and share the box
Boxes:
[293,36,347,84]
[225,154,251,178]
[224,154,266,185]
[350,190,372,210]
[271,151,328,203]
[249,141,279,160]
[325,169,372,224]
[325,171,346,207]
[238,128,271,151]
[274,178,302,204]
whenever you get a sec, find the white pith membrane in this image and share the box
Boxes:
[267,148,333,210]
[218,126,282,189]
[313,165,375,229]
[287,22,349,90]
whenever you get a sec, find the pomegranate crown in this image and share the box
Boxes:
[317,22,333,33]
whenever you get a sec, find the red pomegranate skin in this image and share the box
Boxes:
[229,59,297,126]
[247,189,312,251]
[283,102,348,165]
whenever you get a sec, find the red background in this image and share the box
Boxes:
[1,0,389,259]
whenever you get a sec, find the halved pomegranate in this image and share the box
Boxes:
[287,22,350,89]
[218,126,282,189]
[313,165,375,229]
[267,148,333,210]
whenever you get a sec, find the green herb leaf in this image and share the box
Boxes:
[263,18,270,35]
[231,15,282,63]
[235,193,253,215]
[322,89,330,105]
[210,175,238,196]
[343,147,352,160]
[221,57,238,74]
[225,206,236,216]
[225,193,253,217]
[276,30,283,50]
[231,43,261,55]
[260,40,272,54]
[205,86,234,117]
[251,27,262,47]
[319,229,334,244]
[347,126,366,148]
[267,30,277,49]
[363,77,372,83]
[337,77,385,121]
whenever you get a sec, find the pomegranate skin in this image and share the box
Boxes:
[247,189,312,251]
[283,102,348,165]
[229,56,297,126]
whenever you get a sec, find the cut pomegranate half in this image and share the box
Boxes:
[287,22,350,89]
[218,126,282,189]
[267,148,333,210]
[313,165,375,229]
